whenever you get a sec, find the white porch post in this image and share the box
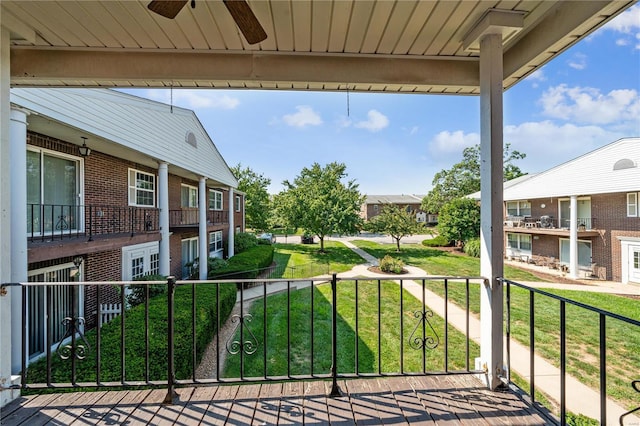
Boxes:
[0,24,18,407]
[10,107,28,375]
[199,178,208,280]
[228,188,235,258]
[569,195,578,279]
[158,162,170,276]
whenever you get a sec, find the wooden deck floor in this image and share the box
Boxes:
[1,375,555,425]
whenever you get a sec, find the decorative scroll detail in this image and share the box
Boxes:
[226,313,259,356]
[620,380,640,425]
[409,310,440,350]
[56,317,90,360]
[55,215,69,230]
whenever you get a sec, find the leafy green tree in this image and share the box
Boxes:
[422,143,526,214]
[231,163,271,232]
[437,197,480,247]
[365,204,423,252]
[277,162,364,252]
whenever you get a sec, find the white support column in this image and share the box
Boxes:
[158,162,170,277]
[199,178,208,280]
[228,188,235,258]
[478,32,505,390]
[10,107,28,375]
[0,24,17,407]
[569,195,578,279]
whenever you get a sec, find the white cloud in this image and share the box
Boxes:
[282,106,323,128]
[143,89,240,109]
[567,53,587,70]
[602,4,640,49]
[428,130,479,155]
[354,109,389,132]
[539,84,640,125]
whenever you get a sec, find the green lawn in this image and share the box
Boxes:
[272,241,364,277]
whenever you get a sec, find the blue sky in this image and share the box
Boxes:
[124,5,640,195]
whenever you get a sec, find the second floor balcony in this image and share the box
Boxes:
[504,215,600,237]
[169,209,229,228]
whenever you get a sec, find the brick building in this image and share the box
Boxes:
[361,194,436,224]
[10,88,244,364]
[474,138,639,284]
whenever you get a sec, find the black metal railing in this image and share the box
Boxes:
[168,209,229,227]
[503,278,640,426]
[27,204,159,242]
[7,274,482,398]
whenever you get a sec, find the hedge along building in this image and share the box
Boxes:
[0,0,635,406]
[7,87,244,377]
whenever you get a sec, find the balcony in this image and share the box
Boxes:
[1,275,638,425]
[503,216,600,237]
[27,204,159,243]
[169,209,229,228]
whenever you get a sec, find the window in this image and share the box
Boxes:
[181,237,199,278]
[235,195,241,212]
[628,193,638,217]
[506,233,532,255]
[122,242,160,280]
[27,148,82,234]
[181,184,198,208]
[373,205,378,211]
[506,200,531,217]
[128,169,155,207]
[209,231,223,258]
[559,239,592,268]
[209,189,223,210]
[236,226,241,234]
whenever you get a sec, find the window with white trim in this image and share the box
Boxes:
[507,233,532,253]
[235,195,241,212]
[627,193,638,217]
[128,169,155,207]
[506,200,531,217]
[182,237,199,278]
[181,184,198,208]
[209,231,224,258]
[209,189,223,210]
[122,242,160,280]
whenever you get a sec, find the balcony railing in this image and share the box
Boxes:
[27,204,159,242]
[168,209,229,227]
[504,215,596,230]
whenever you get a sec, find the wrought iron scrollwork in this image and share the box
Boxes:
[55,215,69,231]
[56,317,91,360]
[409,309,440,350]
[619,380,640,425]
[226,313,259,355]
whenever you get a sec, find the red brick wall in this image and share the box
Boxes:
[84,250,122,328]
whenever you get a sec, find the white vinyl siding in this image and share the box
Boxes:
[627,193,638,217]
[181,184,198,208]
[209,189,223,211]
[128,169,155,207]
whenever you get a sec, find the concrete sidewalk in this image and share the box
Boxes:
[334,240,639,425]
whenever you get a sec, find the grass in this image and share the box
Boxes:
[273,241,364,276]
[223,280,480,378]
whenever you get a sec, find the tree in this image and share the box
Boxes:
[422,143,526,214]
[231,163,271,232]
[277,162,364,252]
[437,197,481,247]
[366,204,423,252]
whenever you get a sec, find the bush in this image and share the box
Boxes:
[126,274,167,307]
[209,244,274,279]
[379,255,405,274]
[463,238,481,258]
[422,235,452,247]
[234,232,258,253]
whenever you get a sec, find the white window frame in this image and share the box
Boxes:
[128,168,156,207]
[627,192,638,217]
[209,189,223,211]
[559,238,592,269]
[182,237,199,277]
[235,195,241,212]
[209,231,224,258]
[506,233,532,258]
[181,184,198,208]
[122,242,160,280]
[506,200,531,217]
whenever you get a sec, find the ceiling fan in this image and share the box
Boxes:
[147,0,267,45]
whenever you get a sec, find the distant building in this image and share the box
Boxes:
[361,194,437,224]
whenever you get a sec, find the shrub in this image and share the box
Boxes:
[209,244,274,279]
[463,238,481,258]
[422,235,452,247]
[234,232,258,253]
[126,274,167,307]
[379,255,405,274]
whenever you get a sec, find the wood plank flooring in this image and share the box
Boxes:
[0,375,556,425]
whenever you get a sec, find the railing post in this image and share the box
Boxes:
[163,276,177,404]
[87,205,93,241]
[329,273,341,397]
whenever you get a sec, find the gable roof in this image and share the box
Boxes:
[11,88,237,188]
[503,138,640,200]
[365,194,425,205]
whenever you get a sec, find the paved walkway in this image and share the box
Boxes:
[332,239,639,425]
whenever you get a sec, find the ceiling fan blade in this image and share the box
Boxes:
[223,0,267,44]
[147,0,189,19]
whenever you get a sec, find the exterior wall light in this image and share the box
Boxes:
[79,136,92,157]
